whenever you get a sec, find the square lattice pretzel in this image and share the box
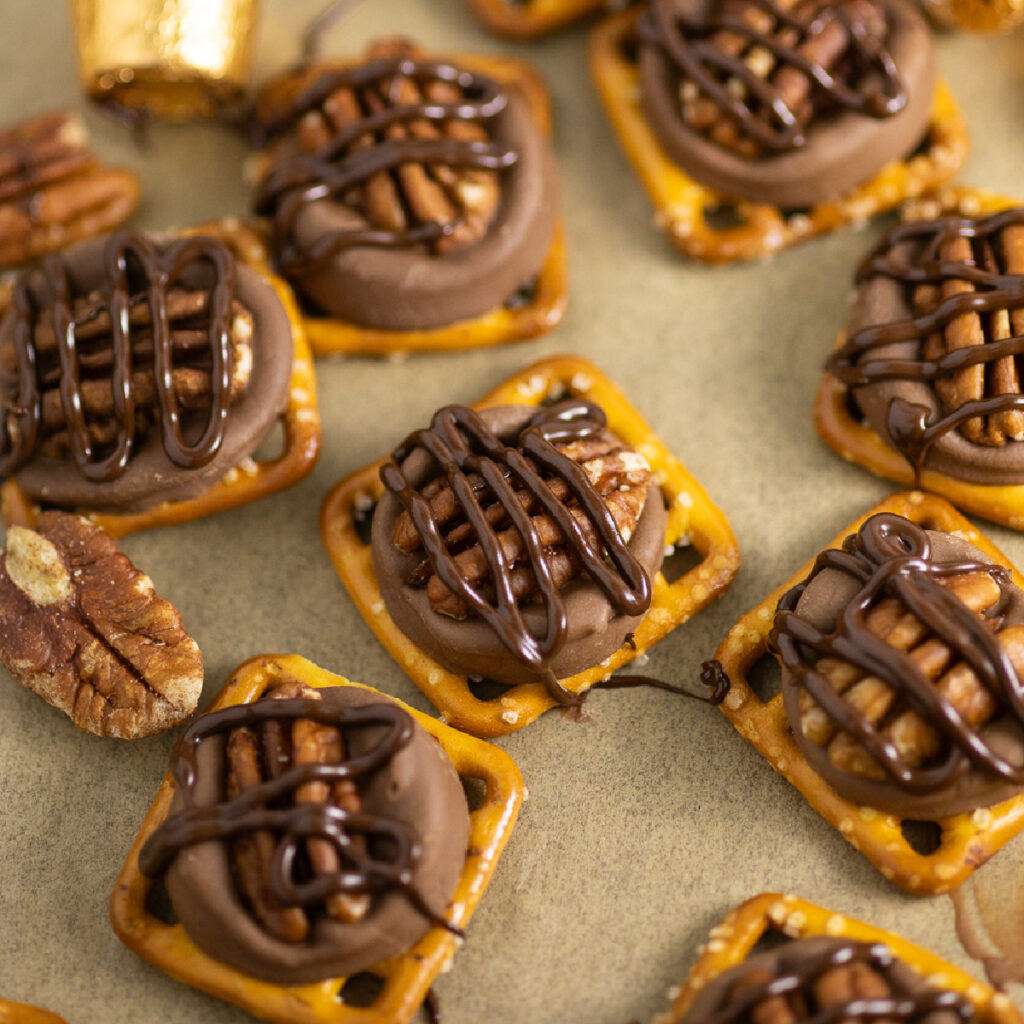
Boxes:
[464,0,607,37]
[712,490,1024,895]
[292,54,567,358]
[815,187,1024,531]
[668,893,1022,1024]
[320,354,740,738]
[110,653,525,1024]
[0,218,322,539]
[588,7,969,264]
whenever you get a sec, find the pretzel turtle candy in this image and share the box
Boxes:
[709,491,1024,895]
[0,999,68,1024]
[464,0,613,37]
[0,218,320,539]
[110,653,525,1024]
[588,5,968,264]
[249,43,566,357]
[816,188,1024,530]
[666,893,1022,1024]
[320,355,740,738]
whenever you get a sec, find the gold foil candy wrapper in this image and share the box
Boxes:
[919,0,1024,30]
[69,0,259,119]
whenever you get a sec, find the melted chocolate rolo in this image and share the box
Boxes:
[376,401,660,705]
[638,0,906,155]
[254,56,518,279]
[141,686,471,984]
[830,208,1024,482]
[772,513,1024,817]
[0,230,235,483]
[678,935,972,1024]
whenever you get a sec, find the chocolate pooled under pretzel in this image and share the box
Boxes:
[0,229,293,513]
[832,208,1024,486]
[637,0,934,206]
[371,401,668,698]
[139,682,470,985]
[678,935,972,1024]
[251,39,557,330]
[772,512,1024,818]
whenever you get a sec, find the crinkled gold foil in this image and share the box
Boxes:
[919,0,1024,30]
[69,0,258,119]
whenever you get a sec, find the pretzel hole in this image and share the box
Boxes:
[747,652,782,704]
[504,276,538,311]
[338,972,386,1006]
[702,204,747,232]
[251,418,286,462]
[467,675,511,702]
[844,388,867,425]
[144,877,178,926]
[748,925,791,957]
[660,538,702,584]
[461,775,488,812]
[619,32,640,64]
[900,818,943,856]
[352,497,377,546]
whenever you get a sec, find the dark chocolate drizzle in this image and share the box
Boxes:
[253,57,518,278]
[594,669,730,704]
[638,0,905,153]
[380,401,654,706]
[772,513,1024,794]
[139,697,459,934]
[693,938,971,1024]
[828,208,1024,476]
[0,231,235,483]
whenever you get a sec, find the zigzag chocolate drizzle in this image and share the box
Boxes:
[138,697,456,931]
[253,57,519,278]
[772,513,1024,795]
[379,401,653,705]
[827,208,1024,475]
[0,230,235,483]
[690,937,971,1024]
[638,0,905,153]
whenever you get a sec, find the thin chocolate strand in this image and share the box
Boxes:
[773,514,1024,794]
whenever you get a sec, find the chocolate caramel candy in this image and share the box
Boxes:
[140,683,470,985]
[0,229,293,513]
[371,401,667,699]
[772,513,1024,820]
[636,0,935,207]
[679,935,972,1024]
[832,208,1024,486]
[251,39,557,330]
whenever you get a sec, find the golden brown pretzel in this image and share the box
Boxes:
[668,893,1022,1024]
[711,491,1024,895]
[588,7,969,264]
[0,998,69,1024]
[464,0,608,37]
[0,218,321,539]
[320,354,740,737]
[109,653,525,1024]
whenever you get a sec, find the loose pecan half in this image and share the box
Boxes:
[0,111,140,268]
[0,511,202,737]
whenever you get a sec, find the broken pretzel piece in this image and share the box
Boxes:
[0,510,202,738]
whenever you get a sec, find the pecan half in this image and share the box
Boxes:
[394,434,652,619]
[798,570,1024,780]
[1,282,254,463]
[224,682,371,941]
[0,511,202,738]
[0,111,140,268]
[919,221,1024,446]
